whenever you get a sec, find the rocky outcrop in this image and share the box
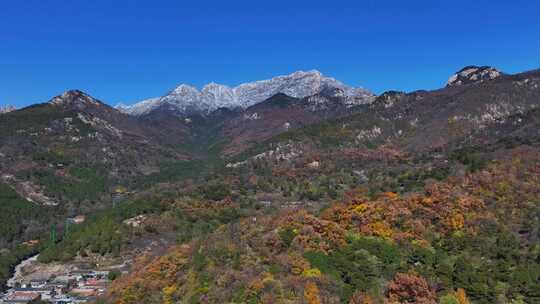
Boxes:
[446,66,502,87]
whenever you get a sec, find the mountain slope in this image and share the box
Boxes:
[0,90,187,207]
[236,66,540,158]
[109,147,540,303]
[219,89,371,155]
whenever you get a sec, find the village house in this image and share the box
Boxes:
[3,289,42,303]
[9,287,54,300]
[28,280,47,288]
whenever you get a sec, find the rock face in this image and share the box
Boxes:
[118,70,374,116]
[49,90,104,109]
[446,66,502,87]
[371,91,407,109]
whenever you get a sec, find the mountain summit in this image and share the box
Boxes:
[0,105,16,114]
[446,66,502,87]
[49,90,104,109]
[117,70,374,116]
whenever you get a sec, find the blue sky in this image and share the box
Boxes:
[1,0,539,108]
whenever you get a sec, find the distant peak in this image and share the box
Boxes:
[49,90,102,107]
[0,104,16,114]
[174,84,198,91]
[379,90,406,99]
[371,91,407,109]
[202,82,231,90]
[203,82,218,88]
[447,66,502,87]
[63,89,90,98]
[291,69,322,76]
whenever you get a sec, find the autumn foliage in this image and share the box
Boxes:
[304,281,322,304]
[386,273,436,304]
[107,147,540,304]
[321,178,486,245]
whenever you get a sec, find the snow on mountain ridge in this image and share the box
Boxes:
[202,83,236,109]
[118,70,374,116]
[117,97,161,115]
[0,105,16,114]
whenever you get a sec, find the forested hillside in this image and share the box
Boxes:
[0,67,539,303]
[108,146,540,303]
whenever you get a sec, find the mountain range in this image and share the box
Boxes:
[0,70,378,208]
[116,70,375,116]
[1,65,540,303]
[2,64,538,206]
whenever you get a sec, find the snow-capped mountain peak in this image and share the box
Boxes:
[118,70,374,116]
[0,105,16,114]
[117,97,161,115]
[172,84,199,94]
[201,83,235,108]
